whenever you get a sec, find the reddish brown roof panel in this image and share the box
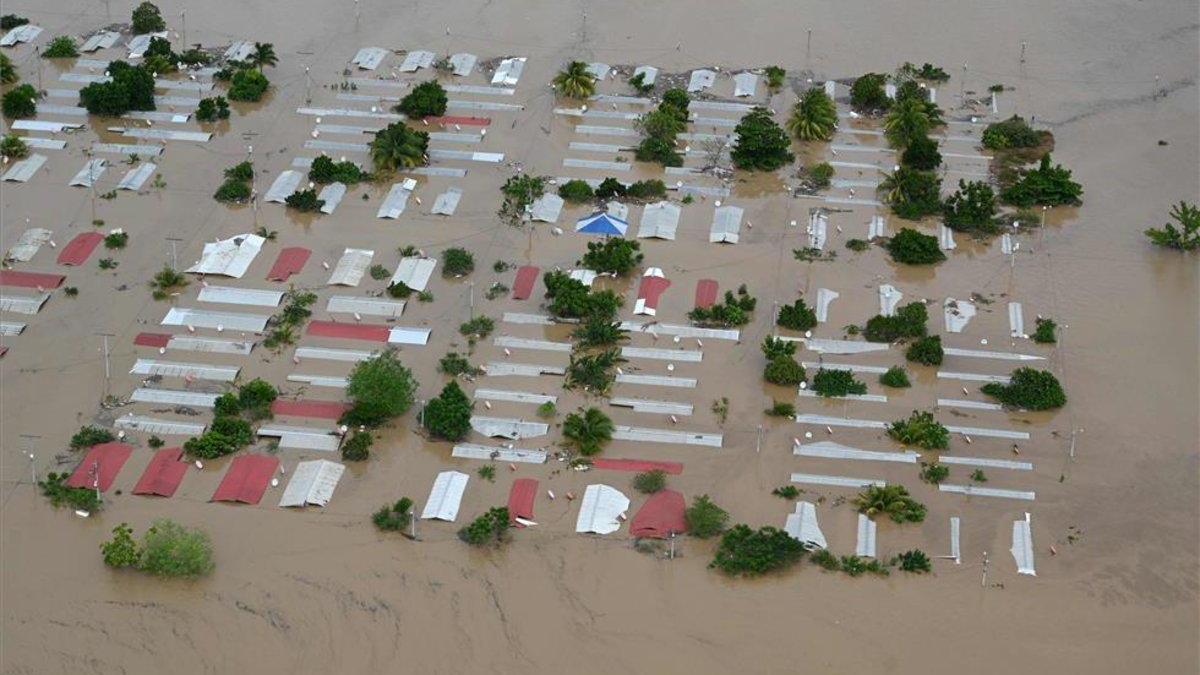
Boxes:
[211,454,279,504]
[266,247,310,282]
[636,275,671,311]
[57,232,104,266]
[511,265,539,300]
[133,332,172,348]
[629,489,687,539]
[0,270,65,289]
[65,442,133,492]
[507,478,538,526]
[132,447,188,497]
[694,279,718,309]
[306,320,390,342]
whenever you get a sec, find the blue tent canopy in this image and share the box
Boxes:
[575,211,629,236]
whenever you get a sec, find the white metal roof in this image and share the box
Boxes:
[264,170,303,203]
[37,103,87,116]
[732,72,758,97]
[279,460,346,507]
[410,166,468,178]
[690,100,754,113]
[0,24,42,46]
[2,154,47,183]
[493,336,571,353]
[431,187,462,215]
[687,69,716,92]
[794,441,918,464]
[803,337,889,354]
[636,202,681,240]
[1009,302,1025,337]
[421,470,470,521]
[943,423,1029,440]
[68,159,108,187]
[491,57,527,86]
[1011,516,1036,575]
[529,193,564,223]
[620,321,740,341]
[615,373,697,388]
[856,514,877,557]
[793,414,888,430]
[114,414,206,436]
[196,285,284,307]
[351,47,389,70]
[0,321,27,335]
[5,228,52,262]
[937,398,1005,411]
[398,50,436,72]
[286,373,348,388]
[585,62,610,80]
[939,223,957,250]
[789,472,886,488]
[620,346,701,362]
[709,205,743,243]
[377,180,417,219]
[223,40,254,62]
[938,455,1033,471]
[472,388,557,405]
[258,425,342,451]
[949,517,962,564]
[116,127,211,142]
[470,416,549,440]
[166,336,255,355]
[80,30,120,51]
[294,346,377,362]
[784,501,827,549]
[936,371,1010,383]
[0,293,51,314]
[116,163,157,191]
[612,425,721,447]
[808,212,828,250]
[939,484,1036,501]
[91,142,164,157]
[609,397,693,416]
[390,256,436,291]
[130,359,241,381]
[448,52,477,76]
[483,362,565,377]
[328,248,375,286]
[387,327,430,345]
[796,388,888,403]
[129,388,220,407]
[569,269,597,287]
[943,347,1042,362]
[943,297,977,333]
[186,234,265,278]
[575,484,629,534]
[162,307,271,332]
[632,65,658,85]
[126,31,167,57]
[428,149,505,163]
[502,312,555,325]
[10,120,82,134]
[452,443,547,464]
[815,288,838,323]
[318,182,346,214]
[326,295,405,318]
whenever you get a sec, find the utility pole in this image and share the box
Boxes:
[19,434,40,484]
[247,144,258,226]
[304,66,312,103]
[805,29,812,65]
[1019,41,1027,64]
[960,63,968,106]
[95,332,114,396]
[166,236,182,269]
[181,9,187,49]
[468,282,475,319]
[981,550,989,587]
[35,46,42,90]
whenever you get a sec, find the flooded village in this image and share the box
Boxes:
[1,1,1197,673]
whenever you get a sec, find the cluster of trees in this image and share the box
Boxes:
[498,174,546,225]
[580,238,643,276]
[102,520,214,577]
[423,381,472,441]
[214,160,254,203]
[761,337,806,386]
[459,507,510,546]
[2,83,37,118]
[731,107,794,171]
[982,115,1043,150]
[1145,202,1199,252]
[542,270,621,320]
[0,52,17,85]
[862,300,928,343]
[212,43,276,102]
[776,297,817,331]
[854,484,927,523]
[810,369,868,397]
[886,227,945,265]
[42,35,79,58]
[79,61,156,116]
[635,88,689,166]
[981,368,1067,410]
[308,155,365,184]
[442,247,475,277]
[559,178,667,203]
[263,290,318,349]
[887,410,949,450]
[195,96,230,122]
[284,189,324,212]
[395,80,447,118]
[688,285,757,327]
[371,122,429,172]
[131,2,166,33]
[565,348,623,393]
[184,379,277,459]
[905,335,944,366]
[341,349,418,427]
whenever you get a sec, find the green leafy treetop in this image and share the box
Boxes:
[731,107,795,171]
[341,349,418,427]
[423,380,473,441]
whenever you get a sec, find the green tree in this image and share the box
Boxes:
[0,53,17,85]
[731,107,794,171]
[372,497,413,531]
[562,407,614,456]
[131,1,166,33]
[341,431,373,461]
[195,96,231,122]
[552,61,596,99]
[863,301,929,342]
[458,507,510,546]
[101,523,140,568]
[41,36,79,58]
[785,88,837,141]
[943,180,997,232]
[2,84,37,118]
[981,368,1067,410]
[396,80,448,118]
[442,247,475,276]
[901,134,942,170]
[70,425,116,450]
[137,519,215,576]
[764,356,806,386]
[342,350,418,427]
[710,525,806,576]
[249,42,277,71]
[895,549,932,573]
[887,410,949,450]
[1000,153,1083,207]
[238,378,277,414]
[371,122,429,172]
[880,366,911,388]
[811,369,868,397]
[1,133,29,159]
[854,485,926,523]
[285,189,324,212]
[982,115,1040,150]
[307,155,363,183]
[1032,317,1057,344]
[776,298,817,331]
[581,238,643,276]
[1145,201,1199,251]
[884,97,932,148]
[905,335,944,365]
[879,167,943,220]
[228,68,270,101]
[558,179,594,202]
[571,315,628,348]
[850,73,889,111]
[632,469,667,494]
[423,380,472,441]
[685,494,728,538]
[887,227,945,265]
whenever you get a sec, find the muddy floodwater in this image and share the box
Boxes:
[1,1,1197,673]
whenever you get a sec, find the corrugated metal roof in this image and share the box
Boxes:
[611,425,721,447]
[937,398,1004,411]
[431,187,462,215]
[789,473,886,488]
[18,138,66,150]
[793,441,918,464]
[428,149,505,163]
[286,373,349,388]
[615,373,697,389]
[377,180,416,218]
[305,139,368,152]
[803,337,890,354]
[0,321,26,335]
[38,103,87,116]
[472,388,557,405]
[115,127,211,142]
[689,100,754,113]
[949,517,962,563]
[442,84,513,97]
[1009,301,1025,337]
[116,162,157,190]
[2,154,47,183]
[797,388,888,403]
[470,416,549,439]
[493,336,571,353]
[196,285,283,307]
[224,40,254,62]
[315,123,376,135]
[162,306,270,332]
[68,159,108,187]
[569,269,597,286]
[114,414,207,436]
[446,99,522,112]
[0,293,50,315]
[609,397,693,415]
[619,346,701,363]
[938,455,1033,471]
[155,95,201,107]
[80,30,120,51]
[568,141,627,153]
[351,46,389,70]
[258,424,342,451]
[491,57,527,85]
[91,143,163,156]
[936,371,1011,383]
[326,295,405,318]
[265,170,303,203]
[421,470,470,521]
[793,414,888,430]
[0,24,42,46]
[448,52,477,76]
[942,347,1043,362]
[484,361,565,377]
[318,182,346,214]
[815,288,838,323]
[632,65,658,85]
[130,388,220,407]
[709,205,743,243]
[687,69,716,92]
[5,228,52,263]
[944,297,976,333]
[689,115,738,128]
[389,326,430,345]
[452,443,547,464]
[784,501,827,549]
[186,233,265,278]
[530,193,564,223]
[126,31,167,57]
[732,72,758,97]
[410,166,468,177]
[59,72,109,84]
[637,202,680,240]
[130,359,240,381]
[279,459,345,507]
[294,346,377,362]
[585,62,610,80]
[941,484,1036,501]
[620,321,740,341]
[575,125,640,138]
[943,423,1030,440]
[575,484,629,534]
[808,212,828,250]
[166,336,255,355]
[502,312,554,325]
[856,514,877,557]
[563,158,630,172]
[328,248,375,286]
[296,106,403,120]
[390,256,436,290]
[1011,516,1036,574]
[398,50,436,72]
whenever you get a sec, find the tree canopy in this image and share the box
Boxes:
[342,350,418,427]
[731,107,794,171]
[371,122,429,172]
[396,80,448,118]
[786,88,838,141]
[423,380,473,441]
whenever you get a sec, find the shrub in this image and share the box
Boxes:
[558,179,594,202]
[438,352,479,376]
[1145,201,1199,251]
[101,523,140,567]
[147,435,164,448]
[970,469,988,483]
[209,416,252,446]
[905,335,944,366]
[536,401,556,418]
[626,179,667,200]
[845,238,870,252]
[981,368,1067,410]
[372,497,413,531]
[776,298,817,331]
[458,315,495,339]
[772,485,800,499]
[765,400,796,417]
[194,96,231,122]
[633,469,667,494]
[38,472,101,512]
[688,287,756,327]
[42,36,79,58]
[131,1,166,33]
[811,369,868,397]
[850,73,889,111]
[285,189,324,212]
[234,379,276,415]
[765,66,786,89]
[764,356,806,386]
[1032,317,1057,344]
[943,180,997,232]
[635,136,682,166]
[982,115,1040,150]
[1,15,29,30]
[863,302,929,342]
[103,231,129,249]
[594,176,627,199]
[70,426,115,450]
[685,495,729,539]
[572,315,628,348]
[880,366,911,388]
[895,549,932,573]
[228,68,270,101]
[710,525,806,576]
[543,271,622,320]
[0,53,15,85]
[396,80,447,118]
[628,71,653,94]
[98,258,118,270]
[888,410,949,450]
[731,107,795,171]
[1,133,28,159]
[919,462,949,484]
[762,336,796,360]
[442,247,475,276]
[854,484,926,523]
[880,167,942,220]
[901,134,942,170]
[149,265,188,299]
[2,84,37,118]
[78,61,156,116]
[801,161,835,190]
[1001,154,1083,207]
[887,227,945,265]
[475,465,496,482]
[342,350,418,427]
[138,519,214,577]
[500,174,546,208]
[458,507,510,546]
[224,160,254,182]
[562,407,614,456]
[581,238,643,276]
[900,62,950,82]
[307,155,363,184]
[387,281,413,298]
[213,392,240,417]
[341,431,373,461]
[810,548,839,570]
[423,380,472,441]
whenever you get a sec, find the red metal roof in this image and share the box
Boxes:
[266,247,311,282]
[0,270,65,289]
[271,399,350,420]
[211,454,279,504]
[65,442,133,492]
[132,447,188,497]
[306,320,390,342]
[511,265,539,300]
[57,232,104,266]
[694,279,718,309]
[629,489,687,539]
[636,275,671,310]
[589,458,683,474]
[427,115,491,126]
[507,478,538,526]
[133,332,171,348]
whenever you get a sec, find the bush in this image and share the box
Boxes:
[1,133,28,159]
[764,356,806,386]
[70,425,115,450]
[811,369,867,397]
[101,523,140,567]
[458,507,510,546]
[761,336,796,360]
[438,352,479,376]
[688,287,756,327]
[442,247,475,276]
[1001,154,1083,207]
[635,136,682,166]
[147,435,164,448]
[710,525,807,577]
[905,335,944,366]
[209,416,252,446]
[571,315,628,348]
[0,53,15,85]
[685,495,729,538]
[1145,201,1200,251]
[845,238,870,252]
[285,189,324,212]
[731,107,795,171]
[223,160,253,181]
[919,462,949,484]
[626,179,667,200]
[149,265,188,299]
[581,238,643,276]
[854,484,926,523]
[306,155,364,184]
[42,36,79,58]
[562,407,614,455]
[901,134,942,170]
[396,80,447,118]
[594,176,627,199]
[970,469,988,483]
[633,469,667,494]
[138,519,214,577]
[803,161,835,190]
[213,392,240,417]
[772,485,800,499]
[500,174,546,208]
[131,1,166,33]
[558,179,594,202]
[888,410,949,450]
[478,465,496,482]
[341,431,373,461]
[1032,317,1057,344]
[981,368,1067,410]
[863,302,928,342]
[342,350,418,427]
[423,381,472,441]
[78,61,156,116]
[765,66,786,89]
[943,180,997,232]
[387,281,413,298]
[810,548,839,570]
[850,73,889,111]
[2,84,37,118]
[372,497,413,531]
[103,231,129,249]
[38,472,101,512]
[895,549,932,573]
[228,68,270,102]
[776,298,817,331]
[543,271,623,320]
[765,400,796,417]
[887,227,945,265]
[880,366,911,388]
[195,96,231,122]
[236,379,278,414]
[982,115,1040,150]
[536,401,556,418]
[1,15,29,30]
[880,167,942,220]
[458,315,495,339]
[628,71,653,94]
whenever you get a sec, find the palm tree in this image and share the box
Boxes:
[249,42,277,72]
[883,97,930,148]
[553,61,596,99]
[370,122,429,172]
[785,88,837,141]
[853,484,925,523]
[562,407,614,456]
